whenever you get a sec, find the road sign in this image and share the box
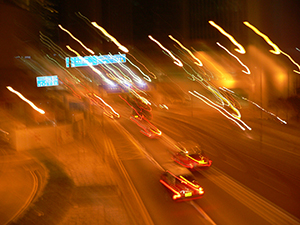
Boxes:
[65,54,126,68]
[36,75,59,87]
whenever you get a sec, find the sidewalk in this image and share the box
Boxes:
[11,130,135,225]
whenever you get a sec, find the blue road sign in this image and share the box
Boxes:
[36,75,59,87]
[65,54,126,68]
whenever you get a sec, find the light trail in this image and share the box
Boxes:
[209,21,246,54]
[58,24,95,55]
[127,52,157,79]
[244,21,300,74]
[189,90,251,130]
[148,35,183,67]
[168,35,203,66]
[243,21,280,54]
[220,87,287,124]
[66,45,114,85]
[6,86,45,114]
[124,54,152,82]
[92,93,120,118]
[216,42,251,74]
[91,22,129,53]
[207,86,242,119]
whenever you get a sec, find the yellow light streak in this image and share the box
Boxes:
[58,24,95,55]
[179,175,200,188]
[209,21,246,54]
[281,51,300,74]
[7,86,45,114]
[189,90,251,130]
[91,22,129,53]
[244,21,300,73]
[217,42,251,74]
[148,35,183,67]
[243,21,280,54]
[186,155,206,164]
[168,35,203,66]
[207,86,241,119]
[93,93,120,118]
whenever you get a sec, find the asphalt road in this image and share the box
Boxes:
[101,98,300,225]
[1,84,299,225]
[0,149,40,225]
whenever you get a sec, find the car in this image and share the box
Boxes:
[160,163,204,201]
[172,141,212,169]
[130,115,162,138]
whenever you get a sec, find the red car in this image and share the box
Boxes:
[172,141,212,169]
[160,163,204,201]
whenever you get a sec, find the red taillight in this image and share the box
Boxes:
[198,187,204,195]
[173,193,181,200]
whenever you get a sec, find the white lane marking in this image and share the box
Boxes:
[189,201,217,225]
[9,170,38,224]
[204,167,300,225]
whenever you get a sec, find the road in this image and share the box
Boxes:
[0,147,40,225]
[1,82,299,225]
[99,96,300,225]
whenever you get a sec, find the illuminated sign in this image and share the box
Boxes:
[36,75,59,87]
[65,54,126,68]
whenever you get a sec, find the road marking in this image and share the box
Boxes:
[189,201,216,225]
[103,133,154,225]
[8,170,39,224]
[203,167,300,225]
[113,120,216,223]
[112,120,164,171]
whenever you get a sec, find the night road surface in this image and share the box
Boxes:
[0,151,41,225]
[97,97,300,225]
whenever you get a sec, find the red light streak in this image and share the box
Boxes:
[160,179,181,200]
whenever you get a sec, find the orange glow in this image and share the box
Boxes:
[216,42,251,74]
[91,22,129,53]
[148,35,183,67]
[209,21,246,54]
[281,51,300,74]
[58,24,95,55]
[168,35,203,66]
[7,86,45,114]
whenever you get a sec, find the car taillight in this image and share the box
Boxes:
[173,193,181,200]
[198,187,204,195]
